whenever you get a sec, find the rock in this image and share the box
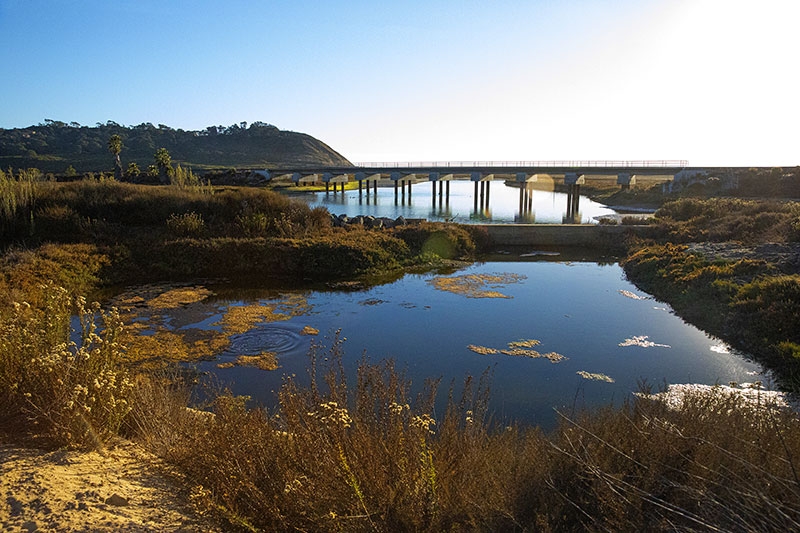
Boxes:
[105,493,129,507]
[395,216,407,226]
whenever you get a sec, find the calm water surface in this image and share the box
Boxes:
[292,180,616,224]
[182,257,766,429]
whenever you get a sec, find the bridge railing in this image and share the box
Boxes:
[354,160,689,169]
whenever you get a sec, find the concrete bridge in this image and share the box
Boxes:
[255,160,700,221]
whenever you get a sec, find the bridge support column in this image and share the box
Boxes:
[563,172,585,223]
[617,173,636,191]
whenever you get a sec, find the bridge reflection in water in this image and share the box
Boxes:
[263,161,690,224]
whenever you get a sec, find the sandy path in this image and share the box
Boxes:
[0,440,221,532]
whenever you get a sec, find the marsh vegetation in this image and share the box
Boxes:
[1,172,800,530]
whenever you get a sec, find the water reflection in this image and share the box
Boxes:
[291,180,615,224]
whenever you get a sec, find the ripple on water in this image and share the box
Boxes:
[227,325,308,356]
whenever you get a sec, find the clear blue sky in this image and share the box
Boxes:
[1,0,797,166]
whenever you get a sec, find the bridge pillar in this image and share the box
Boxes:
[430,172,439,206]
[617,173,636,190]
[355,172,366,197]
[323,172,332,195]
[563,172,585,221]
[293,172,320,186]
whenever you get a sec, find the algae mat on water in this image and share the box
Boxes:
[429,273,526,299]
[111,284,314,368]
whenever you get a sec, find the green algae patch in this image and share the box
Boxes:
[577,371,615,382]
[430,273,526,298]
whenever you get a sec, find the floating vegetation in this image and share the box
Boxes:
[468,345,499,355]
[500,348,540,357]
[359,298,386,306]
[116,286,311,366]
[147,286,213,309]
[619,335,671,348]
[577,371,615,383]
[217,352,280,371]
[217,295,310,335]
[470,338,566,363]
[619,289,649,300]
[430,272,526,298]
[508,339,541,348]
[541,352,567,363]
[500,349,567,363]
[122,328,232,368]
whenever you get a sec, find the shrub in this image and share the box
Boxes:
[653,198,799,243]
[730,275,800,346]
[166,211,205,237]
[0,283,132,448]
[235,211,269,237]
[391,222,476,259]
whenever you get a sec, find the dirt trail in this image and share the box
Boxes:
[0,440,220,532]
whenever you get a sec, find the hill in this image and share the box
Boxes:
[0,120,351,173]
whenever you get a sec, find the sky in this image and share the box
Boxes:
[1,0,797,166]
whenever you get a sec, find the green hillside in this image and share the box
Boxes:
[0,120,351,173]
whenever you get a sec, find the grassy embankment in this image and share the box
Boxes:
[1,170,800,530]
[622,197,800,386]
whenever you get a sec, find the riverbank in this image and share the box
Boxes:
[478,222,651,249]
[2,181,800,530]
[620,198,800,388]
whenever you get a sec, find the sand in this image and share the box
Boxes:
[0,440,220,532]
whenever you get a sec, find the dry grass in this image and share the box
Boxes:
[2,283,800,530]
[124,344,800,532]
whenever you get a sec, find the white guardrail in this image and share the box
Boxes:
[353,160,689,168]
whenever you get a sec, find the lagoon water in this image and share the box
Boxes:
[181,256,766,430]
[291,179,617,224]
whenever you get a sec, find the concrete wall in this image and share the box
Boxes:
[476,224,652,250]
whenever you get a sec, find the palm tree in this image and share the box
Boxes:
[154,147,172,183]
[108,134,123,180]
